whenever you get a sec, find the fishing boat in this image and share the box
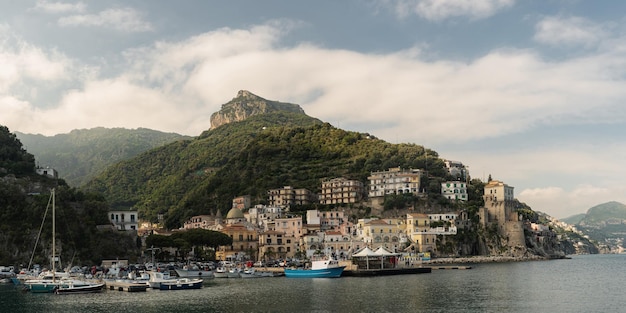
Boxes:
[147,270,202,290]
[174,264,214,279]
[55,280,105,294]
[213,267,228,278]
[158,278,203,290]
[284,257,345,278]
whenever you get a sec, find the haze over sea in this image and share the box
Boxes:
[1,254,623,313]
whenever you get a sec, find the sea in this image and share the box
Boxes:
[0,254,624,313]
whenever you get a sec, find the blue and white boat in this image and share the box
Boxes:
[284,258,345,278]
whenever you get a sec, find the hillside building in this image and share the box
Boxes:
[479,180,525,249]
[109,208,138,231]
[36,167,58,179]
[267,186,316,208]
[441,181,468,201]
[443,160,468,182]
[368,167,422,198]
[319,177,365,205]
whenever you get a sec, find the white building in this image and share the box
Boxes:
[109,209,138,231]
[368,167,422,198]
[441,181,468,201]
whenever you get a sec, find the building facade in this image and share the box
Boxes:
[368,167,422,198]
[268,186,316,207]
[109,209,138,231]
[319,177,365,205]
[441,181,468,201]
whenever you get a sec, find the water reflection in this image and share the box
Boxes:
[1,255,625,313]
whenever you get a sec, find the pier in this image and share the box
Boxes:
[105,280,148,292]
[430,265,472,270]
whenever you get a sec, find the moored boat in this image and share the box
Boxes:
[174,266,214,279]
[284,257,345,278]
[213,267,228,278]
[158,278,203,290]
[148,271,203,290]
[55,280,105,294]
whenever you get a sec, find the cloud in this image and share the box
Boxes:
[518,185,626,219]
[378,0,515,21]
[32,0,86,13]
[534,16,608,48]
[3,20,626,217]
[3,21,626,139]
[0,33,68,93]
[58,7,153,32]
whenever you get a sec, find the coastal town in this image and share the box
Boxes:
[103,163,554,266]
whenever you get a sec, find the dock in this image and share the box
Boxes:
[105,280,148,292]
[430,265,472,270]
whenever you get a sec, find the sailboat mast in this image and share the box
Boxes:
[52,188,56,283]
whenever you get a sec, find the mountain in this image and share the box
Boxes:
[562,201,626,253]
[209,90,306,130]
[560,213,586,225]
[83,90,446,229]
[0,125,139,266]
[579,202,626,225]
[16,127,191,187]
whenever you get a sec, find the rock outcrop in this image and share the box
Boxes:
[209,90,306,130]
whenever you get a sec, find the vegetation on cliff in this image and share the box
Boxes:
[0,125,140,266]
[16,127,190,187]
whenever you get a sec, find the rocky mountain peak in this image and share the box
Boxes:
[209,90,306,130]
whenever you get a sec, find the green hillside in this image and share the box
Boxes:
[581,202,626,224]
[16,127,190,187]
[561,213,586,225]
[84,110,447,229]
[1,125,140,265]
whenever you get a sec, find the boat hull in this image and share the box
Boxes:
[55,283,105,294]
[284,266,345,278]
[174,269,214,279]
[26,282,60,293]
[158,279,203,290]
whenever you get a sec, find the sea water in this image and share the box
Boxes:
[1,254,624,313]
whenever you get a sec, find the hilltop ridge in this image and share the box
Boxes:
[209,90,306,130]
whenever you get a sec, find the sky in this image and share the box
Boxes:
[2,0,626,219]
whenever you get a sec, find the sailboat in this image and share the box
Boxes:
[23,189,104,294]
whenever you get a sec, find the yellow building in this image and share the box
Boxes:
[215,208,259,261]
[258,230,298,261]
[406,213,437,253]
[359,218,404,252]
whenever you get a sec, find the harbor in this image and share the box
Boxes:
[1,255,623,313]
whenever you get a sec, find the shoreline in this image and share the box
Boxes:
[424,255,553,264]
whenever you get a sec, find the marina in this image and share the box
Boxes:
[1,255,624,313]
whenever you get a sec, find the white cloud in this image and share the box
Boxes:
[0,35,68,93]
[518,185,626,219]
[2,21,626,219]
[32,1,86,13]
[534,16,608,48]
[378,0,515,21]
[58,7,153,32]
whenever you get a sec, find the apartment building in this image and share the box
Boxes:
[441,181,468,201]
[319,177,365,205]
[368,167,422,198]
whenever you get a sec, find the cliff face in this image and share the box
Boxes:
[209,90,306,130]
